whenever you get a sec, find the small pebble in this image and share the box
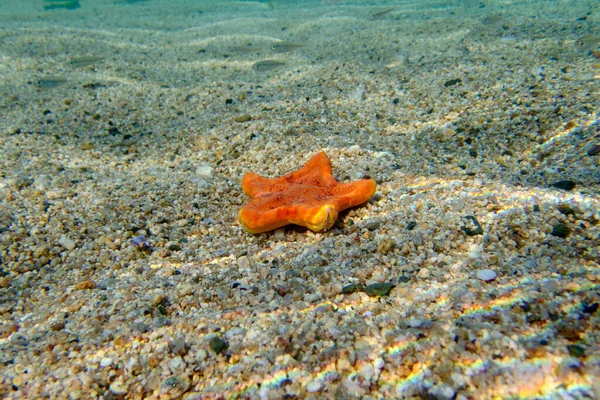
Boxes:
[109,380,128,395]
[237,255,252,269]
[159,375,191,397]
[550,180,576,191]
[566,344,586,357]
[476,269,497,282]
[152,294,168,307]
[169,355,186,373]
[551,224,571,238]
[364,282,394,297]
[587,144,600,156]
[417,268,430,279]
[233,114,251,122]
[100,357,113,367]
[58,235,76,250]
[273,228,286,240]
[208,336,228,354]
[341,283,364,294]
[306,380,323,393]
[195,164,214,178]
[74,280,95,290]
[462,216,483,236]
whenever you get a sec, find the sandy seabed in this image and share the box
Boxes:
[0,0,599,398]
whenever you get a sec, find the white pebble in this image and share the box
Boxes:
[100,357,113,367]
[306,379,323,393]
[476,269,497,282]
[273,228,286,241]
[237,255,252,269]
[359,363,375,382]
[58,235,76,251]
[195,165,214,178]
[109,380,128,395]
[169,355,186,373]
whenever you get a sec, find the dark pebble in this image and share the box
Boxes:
[557,204,575,216]
[556,321,581,341]
[462,215,483,236]
[444,78,462,87]
[152,316,171,327]
[170,337,190,356]
[581,301,598,314]
[209,337,228,354]
[566,344,586,357]
[398,275,410,283]
[365,282,394,297]
[406,221,417,231]
[167,243,181,251]
[550,180,576,191]
[586,144,600,156]
[50,321,66,331]
[108,127,122,135]
[341,283,364,295]
[551,224,571,238]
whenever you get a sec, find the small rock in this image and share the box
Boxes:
[362,219,381,231]
[417,268,430,279]
[208,336,228,354]
[160,375,191,398]
[58,235,76,250]
[476,269,497,282]
[100,357,113,367]
[341,283,364,294]
[444,78,462,87]
[49,321,66,331]
[109,380,128,395]
[364,282,394,297]
[169,355,186,373]
[582,301,599,314]
[428,383,456,400]
[550,180,576,191]
[195,165,214,178]
[170,337,190,356]
[567,344,586,357]
[237,255,252,269]
[74,280,95,290]
[233,114,251,122]
[551,224,571,238]
[462,216,483,236]
[358,363,375,381]
[167,242,182,251]
[407,318,423,328]
[273,229,286,240]
[306,380,323,393]
[587,144,600,156]
[152,294,168,307]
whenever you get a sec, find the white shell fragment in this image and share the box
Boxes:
[476,269,497,282]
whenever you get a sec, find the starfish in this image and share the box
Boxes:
[239,151,376,233]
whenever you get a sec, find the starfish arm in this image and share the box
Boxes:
[239,201,339,233]
[280,151,338,187]
[238,206,293,233]
[241,172,275,197]
[330,179,377,211]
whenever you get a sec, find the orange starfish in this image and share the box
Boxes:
[239,151,376,233]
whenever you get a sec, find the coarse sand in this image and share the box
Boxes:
[0,0,599,398]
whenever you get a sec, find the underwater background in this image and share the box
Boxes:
[0,0,599,398]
